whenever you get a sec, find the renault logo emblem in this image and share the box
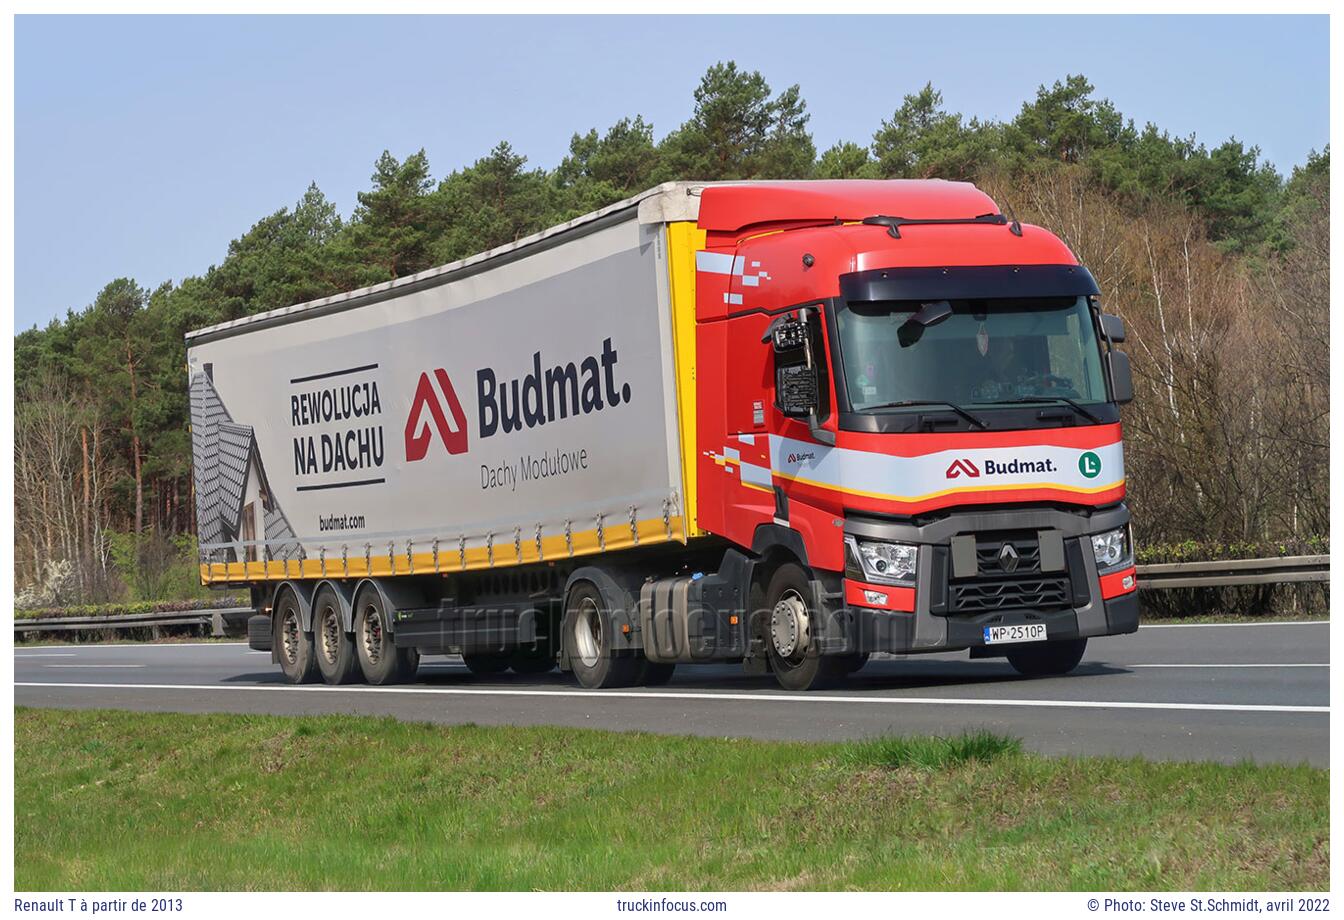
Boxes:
[998,543,1020,573]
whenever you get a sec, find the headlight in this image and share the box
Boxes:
[853,539,918,584]
[1091,526,1131,571]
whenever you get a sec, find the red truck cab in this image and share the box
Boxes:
[690,180,1137,689]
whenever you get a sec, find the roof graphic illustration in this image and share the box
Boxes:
[190,371,298,560]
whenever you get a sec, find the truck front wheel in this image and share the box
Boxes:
[1006,638,1088,677]
[275,587,319,684]
[763,564,845,691]
[563,581,640,689]
[353,586,419,685]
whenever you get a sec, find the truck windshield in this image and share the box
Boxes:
[834,296,1109,412]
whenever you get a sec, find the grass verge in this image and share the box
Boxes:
[15,707,1326,891]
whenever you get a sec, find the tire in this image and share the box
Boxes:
[1006,638,1088,677]
[637,660,677,686]
[247,614,273,652]
[353,585,419,685]
[313,585,360,685]
[274,587,319,684]
[462,653,511,676]
[509,648,557,675]
[563,580,641,689]
[763,563,846,691]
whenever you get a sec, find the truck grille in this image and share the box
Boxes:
[950,533,1072,615]
[951,575,1071,613]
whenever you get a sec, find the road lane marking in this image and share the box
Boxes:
[1140,621,1327,629]
[1126,663,1327,668]
[14,653,76,658]
[14,642,249,649]
[13,681,1327,715]
[42,665,146,669]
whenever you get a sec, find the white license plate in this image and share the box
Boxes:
[983,623,1048,645]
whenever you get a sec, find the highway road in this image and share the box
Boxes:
[15,620,1328,765]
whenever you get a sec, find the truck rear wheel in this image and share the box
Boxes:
[563,581,641,689]
[274,587,319,684]
[353,586,419,685]
[313,585,360,685]
[763,564,845,691]
[1006,638,1088,677]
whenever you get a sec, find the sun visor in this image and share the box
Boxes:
[839,264,1100,304]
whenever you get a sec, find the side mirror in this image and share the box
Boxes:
[1104,349,1134,405]
[1100,313,1126,344]
[764,316,806,352]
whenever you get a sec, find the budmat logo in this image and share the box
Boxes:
[945,458,981,479]
[405,369,469,461]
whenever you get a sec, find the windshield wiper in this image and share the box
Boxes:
[990,396,1104,424]
[862,399,990,429]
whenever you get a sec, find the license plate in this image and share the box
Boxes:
[983,623,1048,645]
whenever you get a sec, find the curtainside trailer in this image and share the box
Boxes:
[187,179,1139,690]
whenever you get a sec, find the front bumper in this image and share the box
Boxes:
[818,504,1139,655]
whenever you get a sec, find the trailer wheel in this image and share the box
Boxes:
[563,581,640,689]
[353,586,419,685]
[763,563,845,691]
[462,653,511,676]
[313,585,360,685]
[1006,638,1087,677]
[274,587,318,684]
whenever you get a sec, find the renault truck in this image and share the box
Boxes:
[187,179,1138,691]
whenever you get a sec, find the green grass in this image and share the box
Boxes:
[14,708,1327,891]
[837,729,1023,770]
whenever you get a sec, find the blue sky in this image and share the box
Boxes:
[14,14,1329,331]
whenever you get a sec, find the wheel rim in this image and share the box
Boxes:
[280,608,300,666]
[360,604,383,666]
[573,597,602,668]
[770,589,810,661]
[319,606,341,665]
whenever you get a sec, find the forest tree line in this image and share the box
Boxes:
[14,64,1329,604]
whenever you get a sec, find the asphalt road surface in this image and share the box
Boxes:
[15,621,1328,765]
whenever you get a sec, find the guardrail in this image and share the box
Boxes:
[13,606,254,637]
[10,556,1330,636]
[1135,555,1329,590]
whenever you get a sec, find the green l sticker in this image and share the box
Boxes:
[1078,451,1102,479]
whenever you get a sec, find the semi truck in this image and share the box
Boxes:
[187,179,1138,691]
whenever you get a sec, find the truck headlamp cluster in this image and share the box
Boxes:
[1091,526,1132,572]
[852,538,918,585]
